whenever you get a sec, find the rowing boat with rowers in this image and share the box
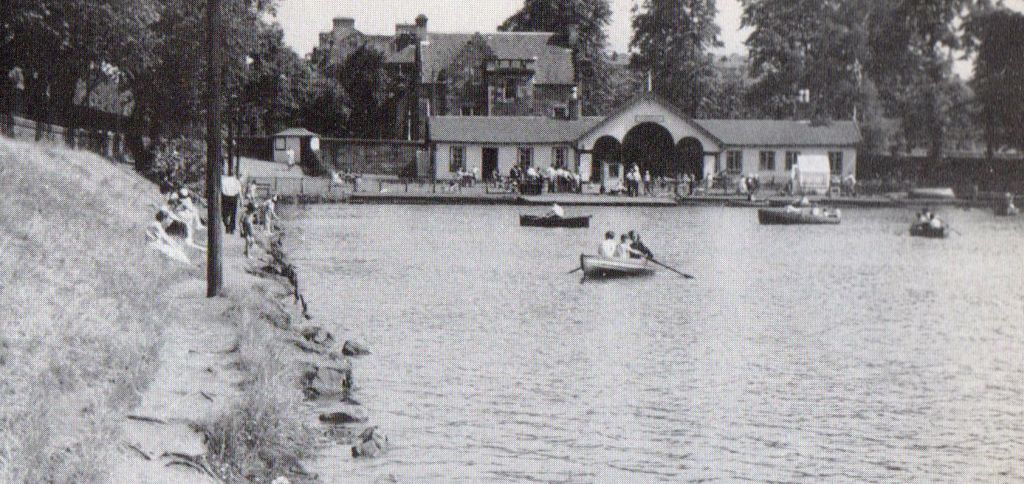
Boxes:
[757,207,841,225]
[579,254,656,278]
[520,214,591,228]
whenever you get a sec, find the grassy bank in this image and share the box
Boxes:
[0,138,191,481]
[202,277,317,482]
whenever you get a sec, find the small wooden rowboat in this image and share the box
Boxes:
[580,254,655,278]
[520,215,591,228]
[726,199,770,207]
[995,205,1019,216]
[757,208,841,225]
[909,223,947,238]
[909,187,956,199]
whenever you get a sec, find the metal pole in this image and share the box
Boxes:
[206,0,224,297]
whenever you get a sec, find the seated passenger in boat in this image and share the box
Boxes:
[928,213,943,229]
[615,234,644,259]
[545,203,565,219]
[599,231,617,258]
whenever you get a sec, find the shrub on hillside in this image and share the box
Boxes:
[147,138,207,193]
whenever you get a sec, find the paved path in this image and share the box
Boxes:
[110,236,261,483]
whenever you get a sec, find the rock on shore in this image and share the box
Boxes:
[352,427,388,458]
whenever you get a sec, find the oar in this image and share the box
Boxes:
[648,257,694,279]
[567,266,582,274]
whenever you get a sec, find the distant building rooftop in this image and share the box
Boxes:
[272,128,320,138]
[430,116,604,144]
[390,32,575,85]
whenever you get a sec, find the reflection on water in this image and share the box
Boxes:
[289,205,1024,483]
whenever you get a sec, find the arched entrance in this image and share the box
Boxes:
[592,135,621,182]
[677,137,704,181]
[621,122,676,177]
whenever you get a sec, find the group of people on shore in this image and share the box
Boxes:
[145,176,281,263]
[598,230,654,260]
[146,187,208,263]
[507,163,583,194]
[620,164,651,197]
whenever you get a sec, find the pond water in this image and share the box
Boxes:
[288,204,1023,483]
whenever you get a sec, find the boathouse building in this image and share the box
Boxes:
[428,93,862,189]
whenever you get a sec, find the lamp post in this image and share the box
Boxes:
[205,0,224,297]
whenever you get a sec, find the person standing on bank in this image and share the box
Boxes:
[221,172,242,234]
[6,66,25,136]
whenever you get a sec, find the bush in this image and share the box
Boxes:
[147,138,207,193]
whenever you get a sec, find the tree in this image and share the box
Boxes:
[1,0,158,132]
[630,0,721,117]
[740,0,869,120]
[499,0,614,115]
[965,7,1024,156]
[338,46,390,139]
[236,23,309,135]
[868,0,976,158]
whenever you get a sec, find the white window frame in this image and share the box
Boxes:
[552,146,567,168]
[759,151,776,171]
[726,150,743,174]
[274,138,286,150]
[449,145,465,172]
[829,151,844,175]
[785,151,800,171]
[504,78,517,100]
[518,146,533,166]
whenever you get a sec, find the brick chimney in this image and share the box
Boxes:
[415,14,428,37]
[332,17,356,42]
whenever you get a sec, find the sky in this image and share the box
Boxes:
[274,0,1024,77]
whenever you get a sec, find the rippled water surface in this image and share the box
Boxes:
[288,205,1024,483]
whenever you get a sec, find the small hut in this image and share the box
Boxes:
[271,128,323,175]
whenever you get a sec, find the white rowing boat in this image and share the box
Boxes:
[579,254,656,278]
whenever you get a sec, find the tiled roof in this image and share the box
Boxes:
[695,119,862,147]
[389,32,575,85]
[430,116,604,144]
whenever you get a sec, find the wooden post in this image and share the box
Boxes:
[205,0,224,297]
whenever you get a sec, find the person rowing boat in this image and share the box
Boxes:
[628,231,654,259]
[544,203,565,219]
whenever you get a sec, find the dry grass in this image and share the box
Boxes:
[203,289,315,483]
[0,137,192,482]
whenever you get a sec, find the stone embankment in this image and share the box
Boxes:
[114,228,385,482]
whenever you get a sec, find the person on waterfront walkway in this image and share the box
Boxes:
[643,170,652,195]
[221,173,241,234]
[146,210,192,264]
[177,188,207,234]
[628,231,654,259]
[241,202,257,258]
[615,234,644,258]
[5,66,25,136]
[599,231,617,258]
[262,194,279,234]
